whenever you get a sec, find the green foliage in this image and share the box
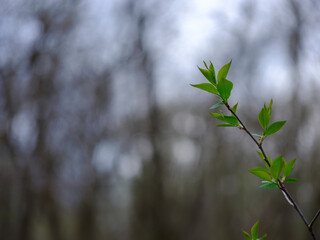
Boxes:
[242,222,267,240]
[258,103,271,130]
[259,181,278,189]
[197,60,216,85]
[210,112,238,126]
[265,121,286,136]
[284,158,296,178]
[190,60,309,240]
[191,60,233,107]
[198,67,216,85]
[217,60,232,82]
[232,102,238,112]
[256,100,286,142]
[190,83,219,95]
[249,155,297,188]
[217,78,233,101]
[271,156,285,180]
[210,101,224,109]
[192,60,297,188]
[248,167,272,182]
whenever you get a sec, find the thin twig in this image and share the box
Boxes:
[309,209,320,228]
[225,102,318,240]
[225,103,271,167]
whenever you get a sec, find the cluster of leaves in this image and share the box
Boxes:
[249,154,297,189]
[191,60,300,239]
[242,222,267,240]
[191,61,296,189]
[248,100,297,188]
[190,60,241,128]
[253,99,286,143]
[191,60,233,102]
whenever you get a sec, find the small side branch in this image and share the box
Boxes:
[309,209,320,229]
[226,103,271,167]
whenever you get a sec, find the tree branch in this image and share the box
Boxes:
[225,102,318,240]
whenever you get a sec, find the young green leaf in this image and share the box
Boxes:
[211,112,238,125]
[251,167,269,174]
[217,78,233,101]
[190,83,219,95]
[265,121,286,136]
[258,106,270,130]
[222,116,238,125]
[271,156,285,179]
[203,61,208,69]
[251,221,259,240]
[198,66,216,85]
[210,112,225,121]
[285,178,298,183]
[249,167,272,181]
[257,151,264,160]
[217,60,232,82]
[210,101,224,109]
[208,61,216,84]
[242,231,252,240]
[232,102,238,112]
[260,182,278,189]
[284,158,296,178]
[268,99,273,115]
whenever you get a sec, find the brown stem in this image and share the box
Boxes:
[225,102,318,240]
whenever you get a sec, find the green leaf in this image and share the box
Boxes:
[232,102,238,112]
[190,83,219,95]
[217,60,232,83]
[285,178,298,183]
[260,182,278,189]
[257,151,264,160]
[284,158,296,178]
[210,113,238,125]
[210,112,225,122]
[198,65,216,85]
[251,221,259,240]
[216,124,235,127]
[258,106,270,130]
[271,156,285,179]
[268,99,273,115]
[250,167,269,174]
[210,101,224,109]
[203,61,208,69]
[222,116,238,125]
[242,231,252,240]
[208,61,216,84]
[249,168,272,181]
[265,121,286,136]
[217,78,233,100]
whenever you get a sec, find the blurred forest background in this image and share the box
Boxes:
[1,0,320,239]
